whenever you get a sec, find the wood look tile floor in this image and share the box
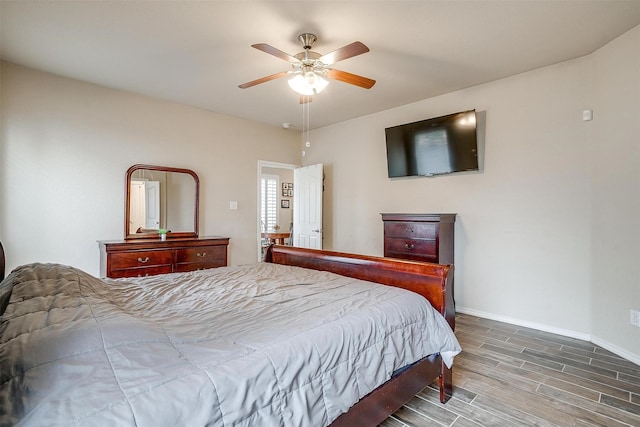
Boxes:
[381,314,640,427]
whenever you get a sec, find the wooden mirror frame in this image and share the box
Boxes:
[124,164,199,240]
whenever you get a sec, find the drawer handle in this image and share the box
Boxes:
[197,252,206,257]
[404,243,415,250]
[405,227,413,233]
[137,273,150,277]
[137,256,150,263]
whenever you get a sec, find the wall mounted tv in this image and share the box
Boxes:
[385,109,478,178]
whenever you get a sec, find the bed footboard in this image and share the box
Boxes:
[264,244,455,425]
[264,245,455,330]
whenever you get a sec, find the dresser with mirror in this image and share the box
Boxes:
[98,164,229,278]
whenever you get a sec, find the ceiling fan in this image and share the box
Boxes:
[238,33,376,101]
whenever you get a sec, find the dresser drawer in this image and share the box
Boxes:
[174,259,226,273]
[110,265,173,279]
[385,251,438,263]
[385,238,437,258]
[109,250,173,269]
[175,245,227,272]
[384,222,437,239]
[175,245,226,263]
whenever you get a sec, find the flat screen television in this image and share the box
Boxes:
[385,109,478,178]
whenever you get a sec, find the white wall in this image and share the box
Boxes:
[303,26,640,361]
[305,56,593,335]
[590,25,640,360]
[0,62,301,275]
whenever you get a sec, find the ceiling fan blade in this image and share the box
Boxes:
[238,71,289,89]
[325,69,376,89]
[252,43,298,63]
[319,41,369,65]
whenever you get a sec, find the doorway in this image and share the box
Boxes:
[257,161,297,261]
[257,161,324,261]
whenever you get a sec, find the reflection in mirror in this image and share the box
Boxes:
[125,165,199,240]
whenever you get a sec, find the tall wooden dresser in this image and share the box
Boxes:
[98,236,229,278]
[381,213,456,264]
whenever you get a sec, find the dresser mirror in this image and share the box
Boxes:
[125,164,199,240]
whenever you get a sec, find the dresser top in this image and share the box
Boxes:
[380,213,456,223]
[98,236,229,250]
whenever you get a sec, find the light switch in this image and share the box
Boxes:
[582,109,593,121]
[229,201,238,210]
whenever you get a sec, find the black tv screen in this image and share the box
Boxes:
[385,110,478,178]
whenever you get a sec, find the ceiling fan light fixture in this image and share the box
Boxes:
[288,72,329,96]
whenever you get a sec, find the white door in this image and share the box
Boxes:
[293,163,323,249]
[144,181,161,229]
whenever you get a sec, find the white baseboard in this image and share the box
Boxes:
[456,306,591,340]
[590,336,640,366]
[456,306,640,366]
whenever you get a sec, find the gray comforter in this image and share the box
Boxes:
[0,262,461,426]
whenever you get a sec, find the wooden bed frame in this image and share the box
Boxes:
[264,244,455,426]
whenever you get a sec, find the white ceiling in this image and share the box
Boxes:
[2,1,640,130]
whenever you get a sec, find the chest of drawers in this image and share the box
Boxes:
[98,237,229,278]
[381,214,455,264]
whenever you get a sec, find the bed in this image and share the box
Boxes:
[0,244,460,426]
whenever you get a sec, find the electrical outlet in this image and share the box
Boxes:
[631,310,640,327]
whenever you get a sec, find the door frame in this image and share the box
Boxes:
[257,160,299,261]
